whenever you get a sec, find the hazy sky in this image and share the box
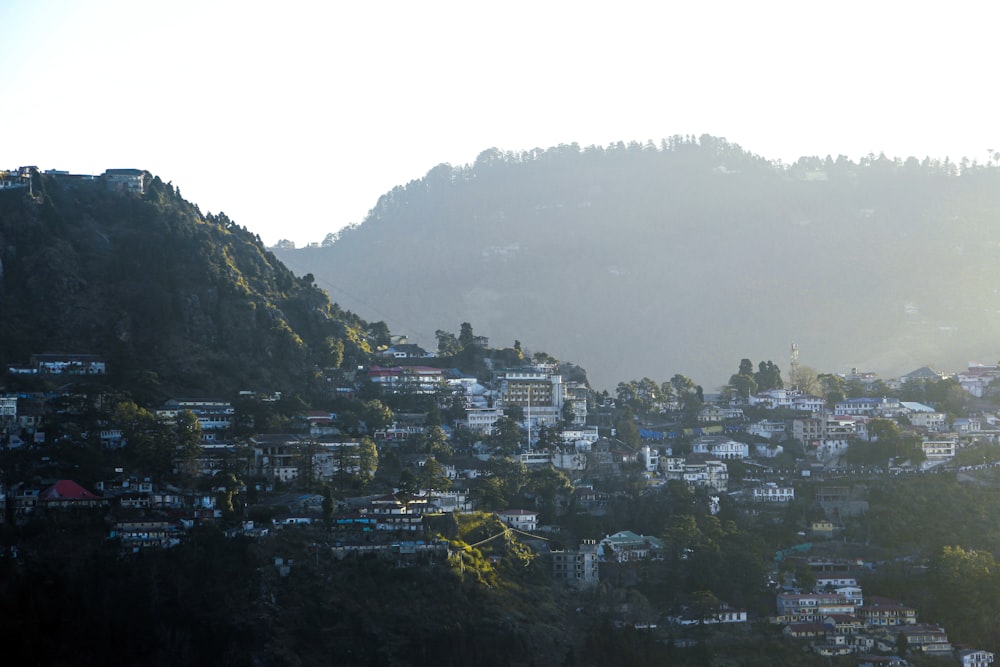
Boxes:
[2,1,997,246]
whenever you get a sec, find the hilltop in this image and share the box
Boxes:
[0,169,372,398]
[274,136,1000,390]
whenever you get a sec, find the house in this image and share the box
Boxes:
[466,407,504,434]
[30,353,106,375]
[957,649,995,667]
[103,168,144,194]
[551,540,600,589]
[691,435,749,459]
[38,479,106,509]
[822,614,865,635]
[598,530,665,562]
[0,394,16,420]
[897,623,950,652]
[752,482,794,502]
[367,366,446,394]
[783,622,827,639]
[497,509,538,532]
[155,398,235,431]
[855,656,908,667]
[921,438,956,465]
[379,343,432,359]
[747,419,786,440]
[857,597,917,626]
[112,519,182,553]
[957,363,1000,398]
[680,458,729,492]
[899,366,945,383]
[776,593,856,621]
[811,520,836,538]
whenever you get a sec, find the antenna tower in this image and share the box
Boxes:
[790,343,799,389]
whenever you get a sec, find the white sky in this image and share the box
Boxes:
[2,0,997,246]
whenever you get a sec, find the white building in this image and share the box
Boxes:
[497,509,538,532]
[691,436,749,460]
[752,483,794,502]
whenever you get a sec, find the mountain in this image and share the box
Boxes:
[274,137,1000,391]
[0,170,371,397]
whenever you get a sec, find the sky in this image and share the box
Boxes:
[2,0,998,247]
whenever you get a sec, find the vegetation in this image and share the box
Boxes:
[0,171,373,398]
[275,137,1000,391]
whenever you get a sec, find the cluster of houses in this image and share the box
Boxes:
[1,166,145,196]
[9,348,1000,657]
[774,558,994,666]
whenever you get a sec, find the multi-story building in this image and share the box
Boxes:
[0,394,16,420]
[156,398,235,432]
[598,530,665,562]
[497,508,538,532]
[691,435,749,459]
[921,438,956,465]
[551,540,600,589]
[367,365,446,394]
[857,597,917,626]
[752,483,795,502]
[465,407,505,434]
[29,353,106,375]
[776,593,856,621]
[495,368,565,430]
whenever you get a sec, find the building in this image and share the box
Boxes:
[497,509,538,532]
[922,438,957,465]
[598,530,665,562]
[103,168,145,194]
[958,649,995,667]
[775,593,856,621]
[155,398,235,432]
[691,435,749,459]
[494,368,565,430]
[30,353,106,375]
[752,483,795,502]
[367,366,446,394]
[466,407,505,435]
[551,540,600,589]
[857,597,917,626]
[38,479,106,509]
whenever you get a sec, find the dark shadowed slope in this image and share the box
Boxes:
[0,170,371,397]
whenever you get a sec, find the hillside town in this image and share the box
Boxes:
[4,339,1000,666]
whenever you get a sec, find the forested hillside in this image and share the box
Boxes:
[0,172,371,397]
[275,137,1000,390]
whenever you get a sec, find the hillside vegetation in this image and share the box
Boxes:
[275,136,1000,390]
[0,172,371,397]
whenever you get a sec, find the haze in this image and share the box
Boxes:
[2,0,997,247]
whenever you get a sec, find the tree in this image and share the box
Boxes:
[615,407,641,448]
[490,416,523,454]
[818,374,847,407]
[754,361,783,391]
[367,321,391,348]
[727,373,757,400]
[174,410,203,474]
[435,329,460,356]
[459,322,475,349]
[419,457,452,491]
[321,485,334,526]
[361,399,393,432]
[357,437,378,486]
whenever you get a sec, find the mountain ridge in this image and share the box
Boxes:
[274,136,1000,391]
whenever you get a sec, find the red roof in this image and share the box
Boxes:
[40,479,99,500]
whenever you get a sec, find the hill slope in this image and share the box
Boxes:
[0,171,371,396]
[275,137,1000,390]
